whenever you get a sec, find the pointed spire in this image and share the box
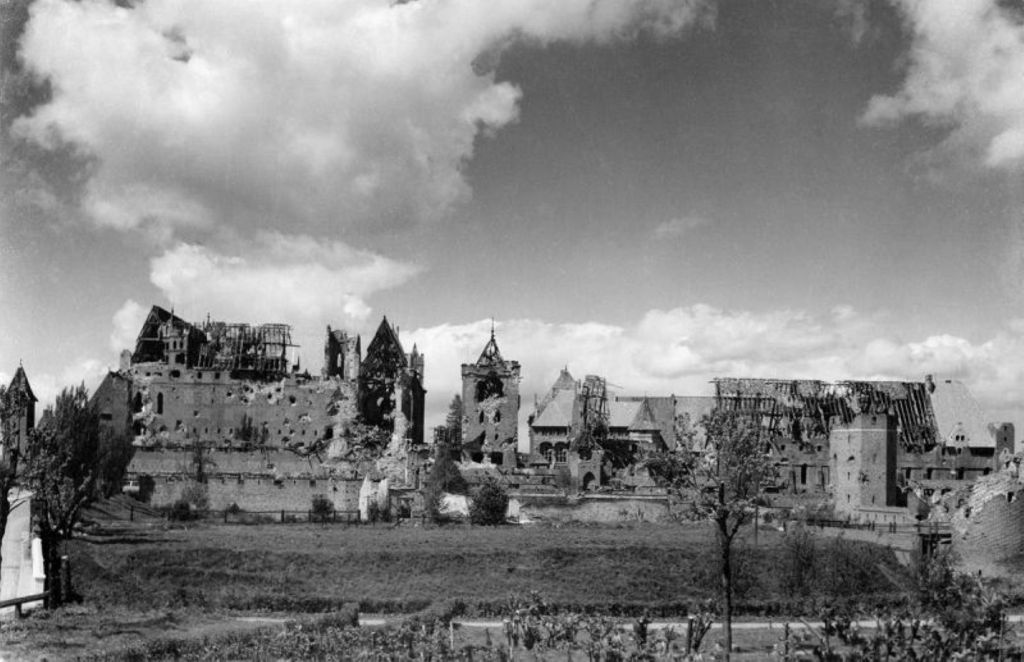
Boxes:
[476,323,504,367]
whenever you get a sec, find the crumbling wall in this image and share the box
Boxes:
[130,366,355,451]
[933,460,1024,574]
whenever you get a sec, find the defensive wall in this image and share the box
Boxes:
[146,473,363,513]
[934,462,1024,574]
[129,449,331,478]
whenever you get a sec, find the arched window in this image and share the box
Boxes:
[494,411,501,423]
[555,444,568,464]
[539,443,553,462]
[156,392,164,415]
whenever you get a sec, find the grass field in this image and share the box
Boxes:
[0,519,915,660]
[68,519,908,615]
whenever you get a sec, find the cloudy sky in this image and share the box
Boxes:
[4,0,1024,440]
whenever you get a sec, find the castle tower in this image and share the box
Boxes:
[1,366,36,461]
[460,327,520,466]
[831,410,901,518]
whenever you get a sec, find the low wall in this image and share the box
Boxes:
[147,474,362,513]
[512,494,672,523]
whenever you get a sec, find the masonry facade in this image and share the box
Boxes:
[460,331,520,466]
[98,306,426,511]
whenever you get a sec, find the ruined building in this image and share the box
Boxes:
[527,369,710,491]
[713,377,1014,522]
[98,305,425,512]
[459,329,520,466]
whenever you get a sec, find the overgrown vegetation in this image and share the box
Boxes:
[776,549,1021,660]
[468,478,508,525]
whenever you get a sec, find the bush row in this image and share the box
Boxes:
[353,593,908,619]
[80,605,360,662]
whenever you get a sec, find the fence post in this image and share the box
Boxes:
[281,509,285,523]
[60,556,71,604]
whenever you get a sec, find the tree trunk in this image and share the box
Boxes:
[41,531,62,608]
[720,530,733,661]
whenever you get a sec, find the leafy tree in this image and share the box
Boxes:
[647,409,774,660]
[469,478,509,525]
[23,384,105,607]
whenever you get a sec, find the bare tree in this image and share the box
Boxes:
[647,409,774,660]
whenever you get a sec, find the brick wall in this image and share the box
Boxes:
[147,474,363,513]
[130,366,357,451]
[948,469,1024,573]
[129,449,328,478]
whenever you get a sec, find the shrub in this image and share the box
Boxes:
[179,481,209,512]
[781,522,817,598]
[311,494,334,523]
[469,479,509,525]
[168,499,193,522]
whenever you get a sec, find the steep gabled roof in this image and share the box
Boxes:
[608,400,641,428]
[929,379,995,448]
[133,305,193,361]
[362,316,408,374]
[551,368,576,391]
[7,366,36,402]
[532,388,575,428]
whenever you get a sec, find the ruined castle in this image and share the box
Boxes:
[92,305,427,514]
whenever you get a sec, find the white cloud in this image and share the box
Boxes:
[148,233,418,324]
[132,232,418,368]
[110,299,148,353]
[406,305,1024,445]
[653,216,711,238]
[13,0,713,235]
[24,358,110,413]
[863,0,1024,169]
